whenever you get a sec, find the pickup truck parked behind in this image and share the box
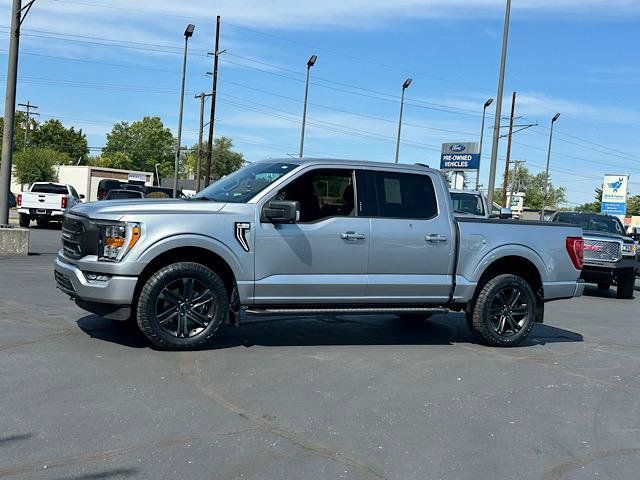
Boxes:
[17,182,82,228]
[449,189,512,219]
[55,159,584,350]
[552,212,636,298]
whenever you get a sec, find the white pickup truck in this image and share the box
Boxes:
[17,182,83,227]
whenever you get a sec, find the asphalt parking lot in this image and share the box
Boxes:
[1,227,639,480]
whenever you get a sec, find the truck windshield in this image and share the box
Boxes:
[31,184,68,194]
[555,213,625,235]
[194,162,298,203]
[450,192,485,216]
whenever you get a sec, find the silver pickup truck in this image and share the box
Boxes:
[54,159,585,350]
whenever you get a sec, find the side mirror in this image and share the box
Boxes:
[499,207,513,220]
[262,200,299,224]
[79,194,85,200]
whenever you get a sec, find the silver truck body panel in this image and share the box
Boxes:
[55,158,583,315]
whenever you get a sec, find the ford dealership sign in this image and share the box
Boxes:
[440,142,480,170]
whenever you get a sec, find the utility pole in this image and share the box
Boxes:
[501,91,516,207]
[486,0,511,209]
[0,0,36,225]
[394,77,412,163]
[204,15,220,188]
[18,100,38,149]
[540,113,561,220]
[194,92,211,192]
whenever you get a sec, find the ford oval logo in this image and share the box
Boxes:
[449,144,466,152]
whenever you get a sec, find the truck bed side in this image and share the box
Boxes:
[453,218,583,303]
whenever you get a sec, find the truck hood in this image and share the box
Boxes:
[69,199,226,219]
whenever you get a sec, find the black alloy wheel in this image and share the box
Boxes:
[155,277,216,338]
[487,286,530,337]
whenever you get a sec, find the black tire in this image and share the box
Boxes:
[136,262,228,350]
[597,282,611,291]
[471,274,536,347]
[36,219,50,228]
[616,273,635,299]
[19,213,30,228]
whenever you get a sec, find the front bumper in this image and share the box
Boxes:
[581,260,636,284]
[54,256,138,305]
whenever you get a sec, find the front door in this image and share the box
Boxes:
[357,169,455,303]
[253,167,370,304]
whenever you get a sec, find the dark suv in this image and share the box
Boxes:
[552,212,637,298]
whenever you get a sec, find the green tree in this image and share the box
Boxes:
[13,148,70,185]
[103,116,175,173]
[0,111,34,153]
[493,166,566,209]
[30,119,88,161]
[576,187,602,213]
[210,137,245,181]
[86,152,133,170]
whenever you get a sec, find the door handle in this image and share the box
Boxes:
[425,234,448,243]
[340,231,366,241]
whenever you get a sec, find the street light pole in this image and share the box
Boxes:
[394,77,412,164]
[0,0,23,225]
[486,0,511,208]
[173,24,195,199]
[540,112,560,220]
[476,98,493,190]
[299,54,317,158]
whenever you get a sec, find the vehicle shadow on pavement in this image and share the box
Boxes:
[76,313,582,350]
[76,315,147,348]
[582,285,629,299]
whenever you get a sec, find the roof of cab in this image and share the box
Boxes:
[258,157,437,173]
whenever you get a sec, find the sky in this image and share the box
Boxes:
[1,0,639,206]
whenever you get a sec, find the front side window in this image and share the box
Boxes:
[276,168,355,223]
[195,162,297,203]
[360,170,438,219]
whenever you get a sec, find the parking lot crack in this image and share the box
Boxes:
[179,351,387,479]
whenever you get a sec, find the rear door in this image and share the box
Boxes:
[253,167,370,304]
[358,169,455,303]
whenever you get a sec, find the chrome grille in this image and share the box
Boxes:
[583,240,621,262]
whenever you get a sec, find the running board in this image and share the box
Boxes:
[244,306,449,315]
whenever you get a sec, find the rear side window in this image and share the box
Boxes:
[357,170,438,219]
[31,184,68,194]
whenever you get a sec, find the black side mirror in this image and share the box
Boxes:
[499,207,513,220]
[262,200,299,224]
[79,194,85,200]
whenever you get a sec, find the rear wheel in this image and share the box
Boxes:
[471,274,536,347]
[616,273,635,299]
[19,213,30,228]
[136,262,228,350]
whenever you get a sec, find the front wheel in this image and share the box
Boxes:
[597,282,611,291]
[136,262,229,350]
[470,274,536,347]
[616,273,635,299]
[19,213,30,228]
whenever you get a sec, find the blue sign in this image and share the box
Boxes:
[601,201,627,215]
[440,153,480,170]
[440,142,480,170]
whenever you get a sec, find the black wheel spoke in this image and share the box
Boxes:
[187,309,209,327]
[183,278,194,302]
[511,304,528,316]
[177,312,190,337]
[159,290,180,306]
[191,289,213,310]
[504,313,522,332]
[507,290,521,307]
[157,309,178,326]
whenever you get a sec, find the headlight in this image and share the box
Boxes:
[622,243,637,256]
[98,222,141,262]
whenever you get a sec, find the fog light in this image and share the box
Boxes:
[84,272,111,282]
